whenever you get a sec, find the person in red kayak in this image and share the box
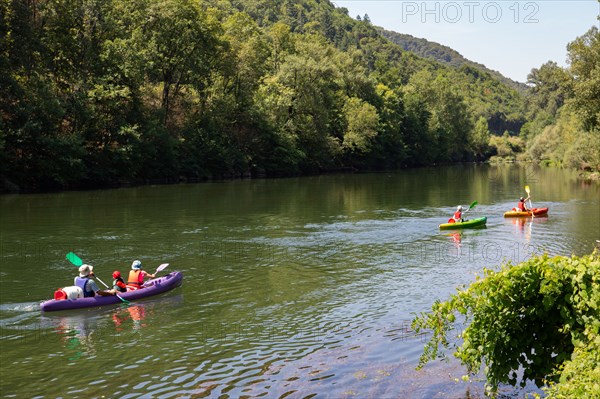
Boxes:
[452,205,464,222]
[127,260,155,290]
[517,196,531,212]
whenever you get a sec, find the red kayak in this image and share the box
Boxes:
[503,207,549,217]
[40,272,183,312]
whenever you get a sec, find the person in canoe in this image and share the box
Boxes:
[110,270,127,294]
[74,265,102,297]
[517,196,531,212]
[452,205,464,222]
[127,260,155,290]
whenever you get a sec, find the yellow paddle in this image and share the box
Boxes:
[525,185,533,218]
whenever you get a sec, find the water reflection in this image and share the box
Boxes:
[112,304,148,331]
[447,231,463,245]
[40,295,183,355]
[53,314,98,360]
[506,215,550,245]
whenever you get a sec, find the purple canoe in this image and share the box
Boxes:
[40,272,183,312]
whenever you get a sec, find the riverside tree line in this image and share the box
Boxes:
[1,0,598,191]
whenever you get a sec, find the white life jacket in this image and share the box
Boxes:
[62,285,84,299]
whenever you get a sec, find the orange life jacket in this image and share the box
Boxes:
[128,270,143,288]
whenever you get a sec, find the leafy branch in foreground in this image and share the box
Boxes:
[412,252,600,397]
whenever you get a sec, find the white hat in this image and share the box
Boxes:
[79,264,94,278]
[132,260,142,270]
[457,205,463,211]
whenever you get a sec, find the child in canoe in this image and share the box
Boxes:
[112,271,127,293]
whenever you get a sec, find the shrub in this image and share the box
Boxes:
[413,252,600,397]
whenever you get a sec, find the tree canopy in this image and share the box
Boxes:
[522,26,600,174]
[0,0,597,192]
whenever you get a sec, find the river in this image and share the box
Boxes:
[1,164,598,398]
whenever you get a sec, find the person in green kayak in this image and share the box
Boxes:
[127,260,155,290]
[517,196,531,212]
[452,205,464,222]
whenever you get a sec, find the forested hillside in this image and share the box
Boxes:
[0,0,596,192]
[378,28,526,92]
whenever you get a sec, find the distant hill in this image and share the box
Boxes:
[378,28,527,92]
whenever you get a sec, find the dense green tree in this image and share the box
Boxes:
[127,0,221,125]
[406,70,472,161]
[469,116,491,159]
[567,26,600,131]
[526,61,573,120]
[402,86,434,165]
[256,35,344,171]
[268,22,294,70]
[522,26,600,173]
[341,96,379,154]
[369,84,408,168]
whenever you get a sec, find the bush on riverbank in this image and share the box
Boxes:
[412,252,600,397]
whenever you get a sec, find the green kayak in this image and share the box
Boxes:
[439,216,487,230]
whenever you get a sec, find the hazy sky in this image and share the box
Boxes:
[335,1,599,82]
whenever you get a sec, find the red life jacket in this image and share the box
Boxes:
[517,201,526,211]
[453,210,462,221]
[127,270,143,288]
[113,277,127,292]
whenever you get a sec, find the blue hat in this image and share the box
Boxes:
[131,260,142,270]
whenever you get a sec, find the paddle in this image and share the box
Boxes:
[525,185,534,218]
[66,251,83,267]
[93,276,127,298]
[447,201,477,223]
[525,185,533,208]
[465,200,478,214]
[65,252,129,304]
[153,263,169,276]
[140,263,169,288]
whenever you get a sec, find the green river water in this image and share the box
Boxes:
[1,164,599,398]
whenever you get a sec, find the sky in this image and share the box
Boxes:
[335,0,600,82]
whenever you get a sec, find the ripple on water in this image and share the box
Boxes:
[2,170,597,399]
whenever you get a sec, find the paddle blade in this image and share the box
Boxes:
[155,263,169,274]
[469,201,478,210]
[525,185,530,195]
[66,252,83,267]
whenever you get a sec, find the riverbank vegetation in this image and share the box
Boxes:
[0,0,598,192]
[521,27,600,180]
[413,252,600,398]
